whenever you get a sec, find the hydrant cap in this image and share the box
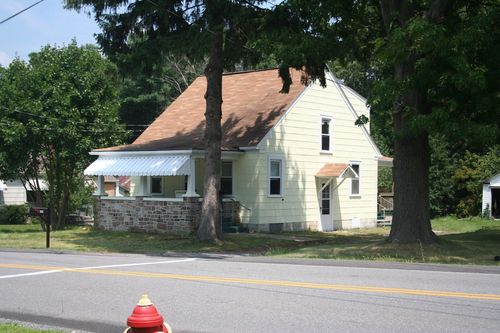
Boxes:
[127,294,164,328]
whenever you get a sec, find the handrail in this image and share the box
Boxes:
[226,197,252,212]
[378,195,393,210]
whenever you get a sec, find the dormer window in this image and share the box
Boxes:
[321,117,332,152]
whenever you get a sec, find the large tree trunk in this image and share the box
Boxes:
[389,79,436,243]
[197,4,224,242]
[380,0,454,243]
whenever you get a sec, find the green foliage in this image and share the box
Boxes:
[68,183,94,214]
[378,167,392,193]
[118,56,205,142]
[428,135,459,217]
[372,3,499,145]
[0,205,28,225]
[482,204,491,219]
[0,42,126,229]
[453,146,500,217]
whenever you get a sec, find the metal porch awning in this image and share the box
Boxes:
[84,155,190,176]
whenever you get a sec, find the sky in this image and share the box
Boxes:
[0,0,100,67]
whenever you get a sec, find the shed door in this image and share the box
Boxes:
[320,183,333,231]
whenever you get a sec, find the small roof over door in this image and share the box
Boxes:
[315,163,358,179]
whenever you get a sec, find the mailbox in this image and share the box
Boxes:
[29,207,50,224]
[29,207,51,248]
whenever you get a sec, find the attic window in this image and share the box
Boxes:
[321,117,332,152]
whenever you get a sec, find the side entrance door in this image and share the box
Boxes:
[320,183,333,231]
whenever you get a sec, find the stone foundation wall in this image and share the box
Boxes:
[95,196,201,235]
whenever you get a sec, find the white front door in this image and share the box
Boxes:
[320,183,333,231]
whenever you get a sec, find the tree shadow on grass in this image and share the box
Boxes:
[0,225,42,234]
[440,227,500,243]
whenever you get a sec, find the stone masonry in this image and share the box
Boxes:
[94,196,201,235]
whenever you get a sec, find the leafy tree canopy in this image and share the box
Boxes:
[0,42,126,229]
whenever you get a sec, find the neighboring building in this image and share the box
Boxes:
[84,68,392,234]
[482,173,500,219]
[103,176,131,197]
[0,179,47,206]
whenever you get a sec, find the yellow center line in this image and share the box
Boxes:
[1,263,500,301]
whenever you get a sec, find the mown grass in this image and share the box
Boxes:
[0,223,303,254]
[272,217,500,265]
[0,323,63,333]
[1,217,499,265]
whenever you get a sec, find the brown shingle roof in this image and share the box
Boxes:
[97,69,306,152]
[316,163,351,178]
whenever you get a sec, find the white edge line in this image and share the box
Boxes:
[0,270,63,279]
[0,258,197,279]
[72,258,197,270]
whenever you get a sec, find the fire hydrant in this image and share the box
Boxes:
[124,294,172,333]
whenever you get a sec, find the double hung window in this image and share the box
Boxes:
[268,157,284,196]
[350,163,360,196]
[220,161,233,196]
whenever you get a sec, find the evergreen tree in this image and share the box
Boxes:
[65,0,273,241]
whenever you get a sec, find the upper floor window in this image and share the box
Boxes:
[321,117,332,152]
[151,177,163,195]
[220,161,233,196]
[268,157,284,196]
[350,163,360,196]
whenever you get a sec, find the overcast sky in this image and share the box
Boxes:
[0,0,100,67]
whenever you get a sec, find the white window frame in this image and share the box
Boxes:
[320,116,333,153]
[150,176,163,196]
[350,162,361,196]
[268,156,285,197]
[220,160,234,196]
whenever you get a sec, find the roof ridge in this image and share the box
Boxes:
[222,68,279,76]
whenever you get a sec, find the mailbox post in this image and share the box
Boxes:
[29,207,50,248]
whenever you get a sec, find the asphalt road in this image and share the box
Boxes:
[0,250,499,333]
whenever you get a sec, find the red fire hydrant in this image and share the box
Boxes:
[124,294,172,333]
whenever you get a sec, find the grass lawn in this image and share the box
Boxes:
[1,217,499,265]
[274,217,500,265]
[0,223,304,254]
[0,323,63,333]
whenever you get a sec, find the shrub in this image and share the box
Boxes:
[0,204,28,225]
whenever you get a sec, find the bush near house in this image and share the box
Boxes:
[0,204,28,225]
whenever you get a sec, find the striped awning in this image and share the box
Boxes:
[84,155,190,176]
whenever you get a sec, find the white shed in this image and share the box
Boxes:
[482,173,500,219]
[0,179,48,206]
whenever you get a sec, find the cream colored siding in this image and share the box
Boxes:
[234,82,379,230]
[163,176,186,197]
